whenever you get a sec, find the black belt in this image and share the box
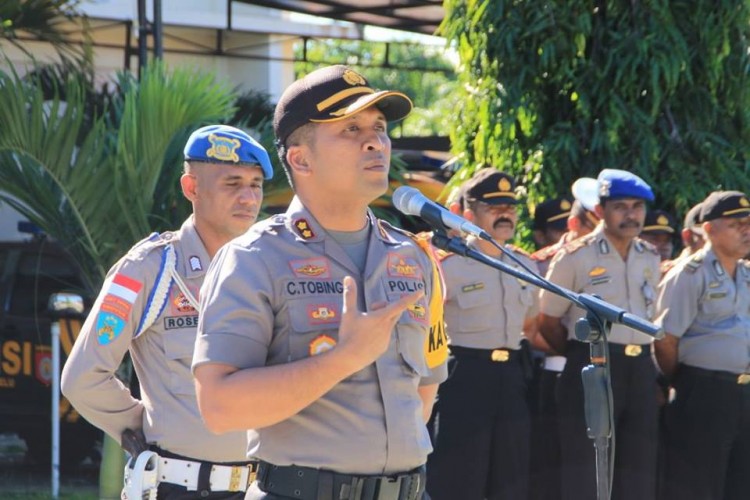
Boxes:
[449,345,521,363]
[568,340,651,358]
[256,461,425,500]
[678,364,750,387]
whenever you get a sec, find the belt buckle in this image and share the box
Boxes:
[624,344,642,357]
[228,465,243,492]
[491,349,509,362]
[737,373,750,385]
[246,462,258,489]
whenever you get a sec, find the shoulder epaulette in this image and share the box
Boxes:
[659,259,676,276]
[129,230,175,259]
[685,252,704,272]
[506,243,531,258]
[563,233,595,255]
[636,237,660,256]
[531,244,559,262]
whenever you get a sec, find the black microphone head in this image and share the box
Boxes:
[392,186,423,216]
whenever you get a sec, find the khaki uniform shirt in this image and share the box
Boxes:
[540,225,660,345]
[531,231,578,277]
[441,239,539,349]
[193,197,448,475]
[655,245,750,374]
[61,217,248,463]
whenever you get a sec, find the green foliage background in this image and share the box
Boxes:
[294,38,460,138]
[442,0,750,244]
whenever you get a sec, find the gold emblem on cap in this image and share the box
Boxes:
[498,178,512,192]
[342,69,366,86]
[657,215,669,225]
[561,200,571,210]
[741,197,750,207]
[206,134,241,163]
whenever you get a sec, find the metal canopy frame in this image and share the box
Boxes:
[231,0,445,35]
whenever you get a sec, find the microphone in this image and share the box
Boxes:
[392,186,491,240]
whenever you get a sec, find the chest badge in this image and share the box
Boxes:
[290,257,331,278]
[309,335,337,356]
[461,282,485,293]
[308,304,339,324]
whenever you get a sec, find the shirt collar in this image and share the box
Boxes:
[285,196,399,245]
[176,216,211,279]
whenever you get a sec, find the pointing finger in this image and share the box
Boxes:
[341,276,359,315]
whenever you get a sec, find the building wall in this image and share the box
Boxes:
[0,0,358,240]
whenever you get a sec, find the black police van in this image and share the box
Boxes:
[0,232,101,466]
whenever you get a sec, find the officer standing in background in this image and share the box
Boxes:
[529,189,600,500]
[192,65,448,500]
[532,198,601,277]
[654,191,750,500]
[538,169,661,500]
[641,209,678,261]
[427,168,539,500]
[659,202,705,276]
[532,198,572,249]
[62,125,274,499]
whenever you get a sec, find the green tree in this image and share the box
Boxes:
[294,38,460,138]
[0,61,237,291]
[0,0,88,61]
[442,0,750,224]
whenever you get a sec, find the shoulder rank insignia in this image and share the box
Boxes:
[636,238,659,256]
[531,244,559,262]
[294,219,315,240]
[563,233,595,255]
[506,244,531,258]
[659,259,675,276]
[685,252,704,272]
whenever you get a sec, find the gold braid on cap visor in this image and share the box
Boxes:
[315,87,375,113]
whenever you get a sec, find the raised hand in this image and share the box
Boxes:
[336,275,424,370]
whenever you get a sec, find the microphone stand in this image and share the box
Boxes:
[430,232,662,500]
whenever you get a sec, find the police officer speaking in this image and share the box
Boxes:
[426,168,539,500]
[654,190,750,500]
[62,125,274,499]
[192,65,448,500]
[538,169,661,500]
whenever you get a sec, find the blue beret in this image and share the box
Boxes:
[184,125,274,179]
[597,169,654,202]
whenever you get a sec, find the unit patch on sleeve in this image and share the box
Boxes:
[96,312,126,345]
[95,273,143,345]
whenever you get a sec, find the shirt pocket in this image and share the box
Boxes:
[287,299,341,361]
[395,314,431,377]
[162,328,198,396]
[699,287,734,319]
[454,289,495,333]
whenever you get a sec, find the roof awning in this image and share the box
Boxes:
[235,0,445,35]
